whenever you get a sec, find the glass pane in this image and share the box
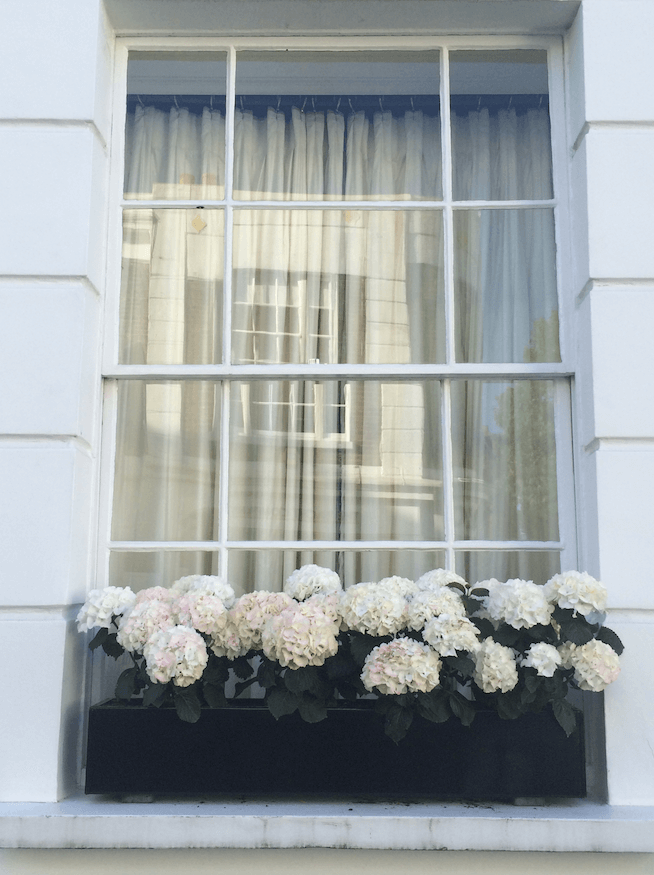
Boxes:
[112,382,221,541]
[229,380,443,541]
[455,551,561,586]
[232,210,444,364]
[230,550,446,592]
[450,50,552,201]
[454,208,559,363]
[110,551,221,593]
[119,209,224,364]
[451,381,559,541]
[124,52,227,200]
[234,51,441,201]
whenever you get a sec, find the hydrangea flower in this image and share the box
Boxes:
[261,599,340,669]
[484,579,553,630]
[415,568,468,592]
[340,580,409,636]
[283,565,342,601]
[170,574,235,607]
[211,590,293,659]
[361,638,441,695]
[143,625,208,686]
[406,587,466,631]
[173,589,230,638]
[520,642,562,677]
[76,586,136,632]
[116,597,175,653]
[473,639,519,693]
[569,639,620,691]
[544,571,607,618]
[422,613,481,657]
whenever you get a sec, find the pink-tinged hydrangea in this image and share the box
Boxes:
[473,639,519,693]
[570,640,620,691]
[520,642,562,677]
[211,591,293,659]
[406,587,466,631]
[544,571,607,618]
[484,579,553,630]
[415,568,468,593]
[305,592,342,624]
[261,600,340,670]
[361,638,441,695]
[116,598,175,653]
[143,625,208,687]
[422,613,481,657]
[173,590,230,637]
[76,586,136,632]
[340,581,409,637]
[170,574,235,607]
[135,586,174,605]
[284,565,342,601]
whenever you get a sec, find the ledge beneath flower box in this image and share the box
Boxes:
[85,699,585,801]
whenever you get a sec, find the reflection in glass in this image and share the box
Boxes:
[234,51,441,201]
[110,551,221,593]
[454,209,559,363]
[455,551,560,587]
[451,381,559,542]
[450,50,552,201]
[119,210,224,364]
[229,380,443,548]
[229,550,446,593]
[124,53,227,200]
[112,382,221,541]
[232,210,444,364]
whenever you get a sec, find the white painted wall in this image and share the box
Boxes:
[1,0,653,868]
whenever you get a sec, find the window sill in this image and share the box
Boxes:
[1,797,654,852]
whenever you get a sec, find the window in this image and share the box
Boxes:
[101,39,575,598]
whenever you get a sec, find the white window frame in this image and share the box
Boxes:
[96,34,576,595]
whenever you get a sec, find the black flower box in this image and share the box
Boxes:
[85,699,585,800]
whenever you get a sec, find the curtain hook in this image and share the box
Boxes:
[335,96,341,113]
[348,98,354,113]
[301,96,308,112]
[173,95,180,109]
[538,95,544,110]
[379,96,384,113]
[137,94,145,107]
[312,96,316,112]
[410,96,414,112]
[209,94,214,110]
[276,95,281,112]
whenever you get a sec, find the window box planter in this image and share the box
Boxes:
[85,699,586,801]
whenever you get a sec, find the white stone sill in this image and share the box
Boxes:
[2,797,654,852]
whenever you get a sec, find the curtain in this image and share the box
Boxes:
[113,101,560,592]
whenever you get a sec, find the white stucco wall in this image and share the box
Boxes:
[1,0,653,868]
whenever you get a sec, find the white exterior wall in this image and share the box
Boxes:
[1,0,654,869]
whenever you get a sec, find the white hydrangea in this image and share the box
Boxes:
[173,589,230,638]
[544,571,607,618]
[569,639,621,691]
[361,638,441,695]
[211,590,293,659]
[340,580,408,636]
[261,599,340,670]
[473,639,519,693]
[415,569,468,592]
[305,592,342,624]
[283,565,342,601]
[76,586,136,632]
[422,613,481,657]
[143,625,208,687]
[520,642,562,677]
[406,587,466,631]
[484,579,554,630]
[170,574,235,607]
[377,575,419,598]
[116,598,175,653]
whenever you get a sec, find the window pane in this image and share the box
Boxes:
[229,380,443,541]
[451,380,559,541]
[109,551,221,593]
[124,52,227,200]
[232,209,444,364]
[112,381,221,541]
[450,50,552,201]
[234,51,441,201]
[230,550,446,591]
[119,209,224,364]
[455,551,561,585]
[454,208,559,363]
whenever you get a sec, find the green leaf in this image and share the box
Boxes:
[384,704,414,744]
[266,688,300,720]
[283,666,319,694]
[595,626,624,656]
[334,680,360,702]
[560,619,594,646]
[234,677,257,698]
[142,682,168,708]
[469,588,489,598]
[446,582,466,594]
[324,651,357,681]
[348,633,385,667]
[417,691,451,723]
[115,667,138,701]
[552,699,578,737]
[203,682,227,709]
[88,627,108,651]
[173,686,202,723]
[470,617,496,639]
[297,696,328,723]
[448,692,476,727]
[495,693,524,720]
[101,633,125,659]
[492,625,520,647]
[443,655,475,679]
[257,658,278,689]
[231,656,254,680]
[203,656,230,685]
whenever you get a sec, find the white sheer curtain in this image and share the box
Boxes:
[114,100,560,592]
